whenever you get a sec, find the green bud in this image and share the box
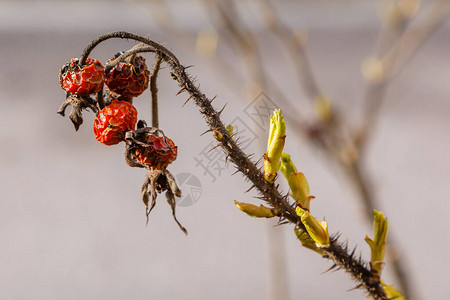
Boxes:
[296,207,329,248]
[294,228,324,254]
[382,281,406,300]
[226,124,233,139]
[365,210,388,276]
[213,130,223,141]
[280,153,314,210]
[264,109,286,183]
[234,201,278,218]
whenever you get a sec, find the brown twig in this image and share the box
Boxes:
[256,0,323,103]
[358,0,450,152]
[150,55,163,129]
[204,0,301,124]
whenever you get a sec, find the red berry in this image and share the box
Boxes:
[93,100,137,145]
[135,134,177,169]
[59,58,105,96]
[105,55,150,97]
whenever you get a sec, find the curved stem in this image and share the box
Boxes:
[105,46,156,74]
[97,86,105,110]
[79,31,180,66]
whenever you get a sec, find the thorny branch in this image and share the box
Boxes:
[92,31,389,300]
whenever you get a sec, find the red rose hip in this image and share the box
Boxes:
[59,58,105,96]
[105,55,150,97]
[135,134,177,170]
[93,100,137,145]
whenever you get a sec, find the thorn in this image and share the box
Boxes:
[208,144,221,153]
[176,88,186,96]
[255,156,263,165]
[274,221,289,226]
[347,284,363,292]
[350,247,357,258]
[182,96,193,107]
[184,65,194,69]
[245,185,256,193]
[210,95,217,102]
[321,264,338,274]
[218,102,227,115]
[200,129,213,136]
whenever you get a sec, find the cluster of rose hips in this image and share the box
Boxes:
[58,54,177,169]
[58,44,185,233]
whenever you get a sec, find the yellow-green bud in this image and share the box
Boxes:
[213,130,223,141]
[365,210,388,276]
[226,124,234,139]
[382,281,406,300]
[294,228,323,254]
[280,153,314,210]
[314,95,332,124]
[264,109,286,183]
[296,207,329,248]
[234,201,278,218]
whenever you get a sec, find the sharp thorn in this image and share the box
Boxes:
[176,88,186,96]
[200,129,213,136]
[347,284,363,292]
[218,102,227,115]
[208,144,221,152]
[350,247,357,258]
[182,96,193,107]
[245,185,256,193]
[321,264,338,274]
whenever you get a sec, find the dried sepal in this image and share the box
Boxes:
[141,168,186,234]
[57,93,98,131]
